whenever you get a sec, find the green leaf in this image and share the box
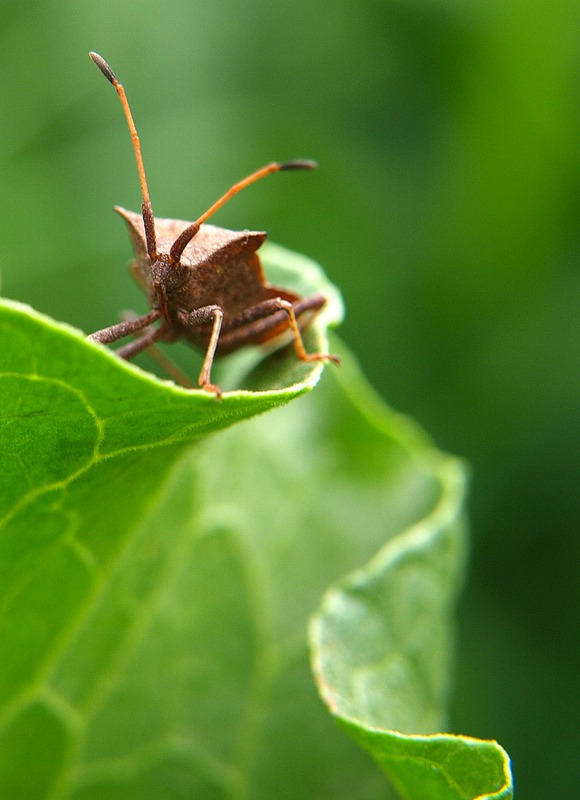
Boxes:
[336,725,513,800]
[309,359,513,799]
[0,245,512,798]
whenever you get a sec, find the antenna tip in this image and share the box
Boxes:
[279,159,318,171]
[89,52,117,84]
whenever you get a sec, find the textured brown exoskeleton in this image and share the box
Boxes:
[87,52,339,396]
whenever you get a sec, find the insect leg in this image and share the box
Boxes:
[273,299,341,364]
[178,305,224,395]
[88,309,161,345]
[216,296,340,365]
[115,323,168,360]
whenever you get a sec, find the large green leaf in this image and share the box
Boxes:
[0,246,512,798]
[309,378,513,799]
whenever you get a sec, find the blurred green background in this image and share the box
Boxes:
[0,1,577,797]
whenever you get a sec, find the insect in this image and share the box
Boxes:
[87,52,339,396]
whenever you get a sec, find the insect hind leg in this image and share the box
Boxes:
[274,299,340,365]
[216,295,340,364]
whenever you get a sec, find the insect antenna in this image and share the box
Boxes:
[89,52,158,260]
[169,160,318,264]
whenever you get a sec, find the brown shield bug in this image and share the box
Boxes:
[87,52,339,396]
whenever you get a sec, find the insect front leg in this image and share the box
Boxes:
[115,323,169,360]
[177,305,224,396]
[88,309,161,345]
